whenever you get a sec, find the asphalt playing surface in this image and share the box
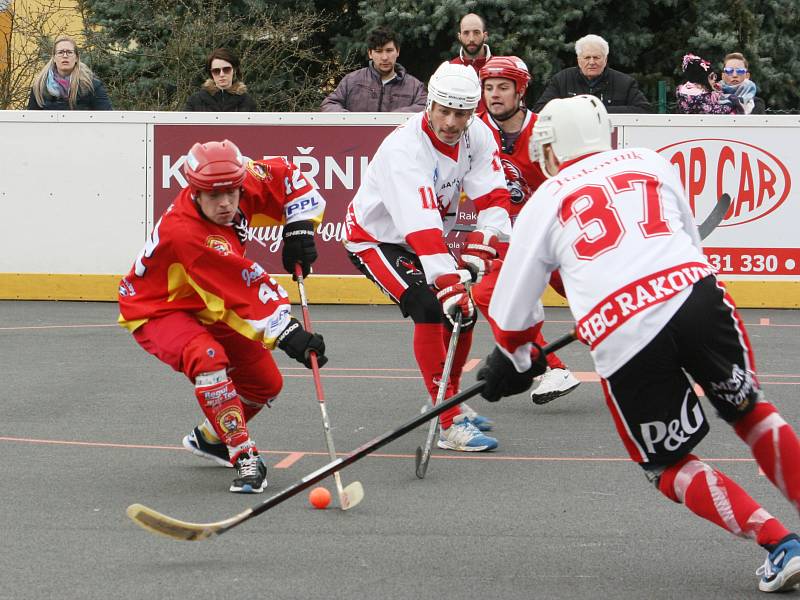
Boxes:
[1,300,799,599]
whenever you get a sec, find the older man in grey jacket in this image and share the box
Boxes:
[321,27,427,112]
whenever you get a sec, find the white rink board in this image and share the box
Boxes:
[0,112,797,302]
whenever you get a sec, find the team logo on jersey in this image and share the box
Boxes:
[501,158,532,205]
[246,161,271,181]
[118,277,136,297]
[396,256,422,276]
[206,235,233,256]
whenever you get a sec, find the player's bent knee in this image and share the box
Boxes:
[643,453,707,504]
[400,283,442,324]
[182,335,229,380]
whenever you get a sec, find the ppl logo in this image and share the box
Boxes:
[658,138,791,227]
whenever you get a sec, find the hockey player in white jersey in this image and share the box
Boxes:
[477,95,800,592]
[345,61,513,451]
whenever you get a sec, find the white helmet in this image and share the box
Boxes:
[427,61,481,110]
[530,95,612,177]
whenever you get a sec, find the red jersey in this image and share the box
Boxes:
[479,110,547,219]
[118,158,325,349]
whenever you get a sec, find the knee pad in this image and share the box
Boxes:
[400,283,443,324]
[182,334,229,380]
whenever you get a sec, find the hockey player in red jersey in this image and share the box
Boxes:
[477,95,800,592]
[471,55,580,404]
[345,61,513,451]
[118,139,327,494]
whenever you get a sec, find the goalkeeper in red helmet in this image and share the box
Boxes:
[118,139,326,494]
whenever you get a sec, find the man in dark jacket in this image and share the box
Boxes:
[321,27,426,112]
[533,34,651,114]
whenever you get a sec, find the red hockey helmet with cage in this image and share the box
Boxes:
[183,139,246,192]
[479,56,531,95]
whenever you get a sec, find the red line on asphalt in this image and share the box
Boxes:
[274,452,305,469]
[0,435,762,465]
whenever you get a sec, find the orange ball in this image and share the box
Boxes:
[309,486,331,509]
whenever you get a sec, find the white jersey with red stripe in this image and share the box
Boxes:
[344,111,511,284]
[488,147,714,377]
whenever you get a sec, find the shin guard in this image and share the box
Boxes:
[734,401,800,513]
[195,370,252,458]
[657,454,789,545]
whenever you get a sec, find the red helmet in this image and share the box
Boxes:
[479,56,531,95]
[184,139,246,191]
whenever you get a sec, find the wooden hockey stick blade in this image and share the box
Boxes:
[698,193,731,240]
[340,481,365,510]
[126,503,250,541]
[126,331,577,541]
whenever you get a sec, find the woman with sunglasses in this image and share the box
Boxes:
[28,34,112,110]
[184,48,257,112]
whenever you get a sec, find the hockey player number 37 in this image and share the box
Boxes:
[558,171,671,260]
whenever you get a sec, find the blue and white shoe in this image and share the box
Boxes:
[182,426,232,468]
[437,416,498,452]
[757,533,800,592]
[461,402,494,432]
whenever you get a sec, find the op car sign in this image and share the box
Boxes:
[622,126,799,278]
[659,138,791,227]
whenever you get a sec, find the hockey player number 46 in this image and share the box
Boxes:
[558,171,671,260]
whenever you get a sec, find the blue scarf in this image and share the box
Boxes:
[46,66,71,99]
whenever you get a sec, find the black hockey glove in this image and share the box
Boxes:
[276,318,327,369]
[282,220,317,279]
[477,345,547,402]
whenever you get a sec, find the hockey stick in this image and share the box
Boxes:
[294,264,364,511]
[697,193,731,240]
[451,193,732,237]
[415,314,461,479]
[126,330,578,541]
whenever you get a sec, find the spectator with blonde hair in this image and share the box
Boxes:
[28,35,112,110]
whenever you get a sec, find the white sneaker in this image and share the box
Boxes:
[437,416,498,452]
[530,368,580,405]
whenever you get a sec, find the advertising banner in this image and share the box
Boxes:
[625,128,799,279]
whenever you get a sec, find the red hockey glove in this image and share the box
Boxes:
[459,229,499,283]
[477,345,548,402]
[433,270,475,328]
